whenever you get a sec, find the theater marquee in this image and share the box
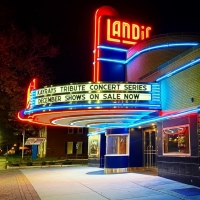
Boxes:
[30,82,160,107]
[36,83,151,96]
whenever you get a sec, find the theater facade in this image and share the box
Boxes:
[18,6,200,187]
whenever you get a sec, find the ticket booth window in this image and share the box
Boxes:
[106,135,129,155]
[163,125,190,155]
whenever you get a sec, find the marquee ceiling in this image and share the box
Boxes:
[19,109,159,129]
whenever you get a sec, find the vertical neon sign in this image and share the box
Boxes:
[93,6,119,82]
[26,78,37,109]
[93,6,152,82]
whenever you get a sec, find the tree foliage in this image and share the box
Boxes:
[0,123,20,151]
[0,2,60,133]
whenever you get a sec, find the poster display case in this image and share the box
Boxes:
[163,124,190,155]
[88,135,100,158]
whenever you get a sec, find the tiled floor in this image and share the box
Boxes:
[19,166,200,200]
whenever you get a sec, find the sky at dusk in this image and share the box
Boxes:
[4,0,200,85]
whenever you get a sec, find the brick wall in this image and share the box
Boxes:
[46,127,88,158]
[127,47,189,81]
[161,64,200,111]
[140,47,200,82]
[126,34,200,82]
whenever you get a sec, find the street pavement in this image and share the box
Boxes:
[1,165,200,200]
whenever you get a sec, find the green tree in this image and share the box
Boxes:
[0,122,21,153]
[0,1,59,135]
[0,26,59,129]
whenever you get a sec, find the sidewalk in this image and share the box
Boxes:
[0,169,40,200]
[1,166,200,200]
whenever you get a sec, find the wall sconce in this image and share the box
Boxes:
[190,97,194,102]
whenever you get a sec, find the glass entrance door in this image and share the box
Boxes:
[143,130,157,168]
